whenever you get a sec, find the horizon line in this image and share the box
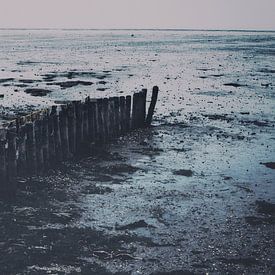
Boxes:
[0,27,274,33]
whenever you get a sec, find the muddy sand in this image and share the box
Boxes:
[0,30,275,274]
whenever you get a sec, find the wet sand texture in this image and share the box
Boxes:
[0,88,158,193]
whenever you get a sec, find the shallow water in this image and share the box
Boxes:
[0,29,274,121]
[0,30,275,274]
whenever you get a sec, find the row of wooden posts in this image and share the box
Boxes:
[0,86,159,192]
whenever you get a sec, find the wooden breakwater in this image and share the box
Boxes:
[0,86,159,192]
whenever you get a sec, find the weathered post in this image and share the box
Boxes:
[67,103,76,154]
[52,106,63,162]
[140,89,147,127]
[75,101,84,150]
[83,99,89,142]
[89,100,97,142]
[59,105,70,160]
[48,107,56,164]
[102,98,109,141]
[113,97,120,137]
[132,90,147,129]
[34,119,44,172]
[0,130,7,190]
[6,126,17,185]
[119,96,126,134]
[41,113,50,169]
[25,122,37,174]
[108,98,115,139]
[96,98,104,143]
[86,98,93,141]
[16,124,27,176]
[146,86,159,126]
[93,100,99,141]
[125,95,131,131]
[132,92,139,129]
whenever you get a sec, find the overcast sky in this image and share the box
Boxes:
[0,0,274,30]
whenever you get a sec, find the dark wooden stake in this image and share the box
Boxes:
[52,106,63,162]
[96,99,104,143]
[25,122,37,174]
[60,105,70,160]
[119,96,126,134]
[0,131,7,189]
[125,95,131,131]
[67,103,76,155]
[48,107,57,164]
[113,97,120,137]
[146,86,159,126]
[34,119,43,172]
[6,127,17,184]
[16,124,27,176]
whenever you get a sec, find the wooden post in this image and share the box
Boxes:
[96,98,104,143]
[48,107,56,164]
[132,90,147,129]
[16,124,27,176]
[74,101,84,150]
[34,119,43,172]
[67,103,76,154]
[0,130,7,189]
[59,105,70,160]
[52,106,63,162]
[6,127,17,184]
[113,97,120,137]
[146,86,159,126]
[125,95,131,131]
[93,100,99,141]
[25,122,37,174]
[89,100,96,142]
[102,98,109,141]
[41,114,50,169]
[83,99,89,142]
[72,101,81,152]
[119,96,126,134]
[140,89,147,127]
[108,98,115,139]
[132,92,141,129]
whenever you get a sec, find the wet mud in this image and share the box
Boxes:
[1,119,274,274]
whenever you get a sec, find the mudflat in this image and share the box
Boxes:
[0,30,274,274]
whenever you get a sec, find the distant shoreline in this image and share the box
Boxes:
[0,28,274,33]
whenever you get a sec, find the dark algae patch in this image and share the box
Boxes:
[224,82,247,87]
[261,162,275,170]
[48,80,94,89]
[173,169,193,177]
[24,88,52,96]
[202,113,234,122]
[116,220,155,230]
[0,78,14,83]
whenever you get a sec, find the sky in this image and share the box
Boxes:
[0,0,274,30]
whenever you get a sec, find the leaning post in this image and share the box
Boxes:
[146,86,159,126]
